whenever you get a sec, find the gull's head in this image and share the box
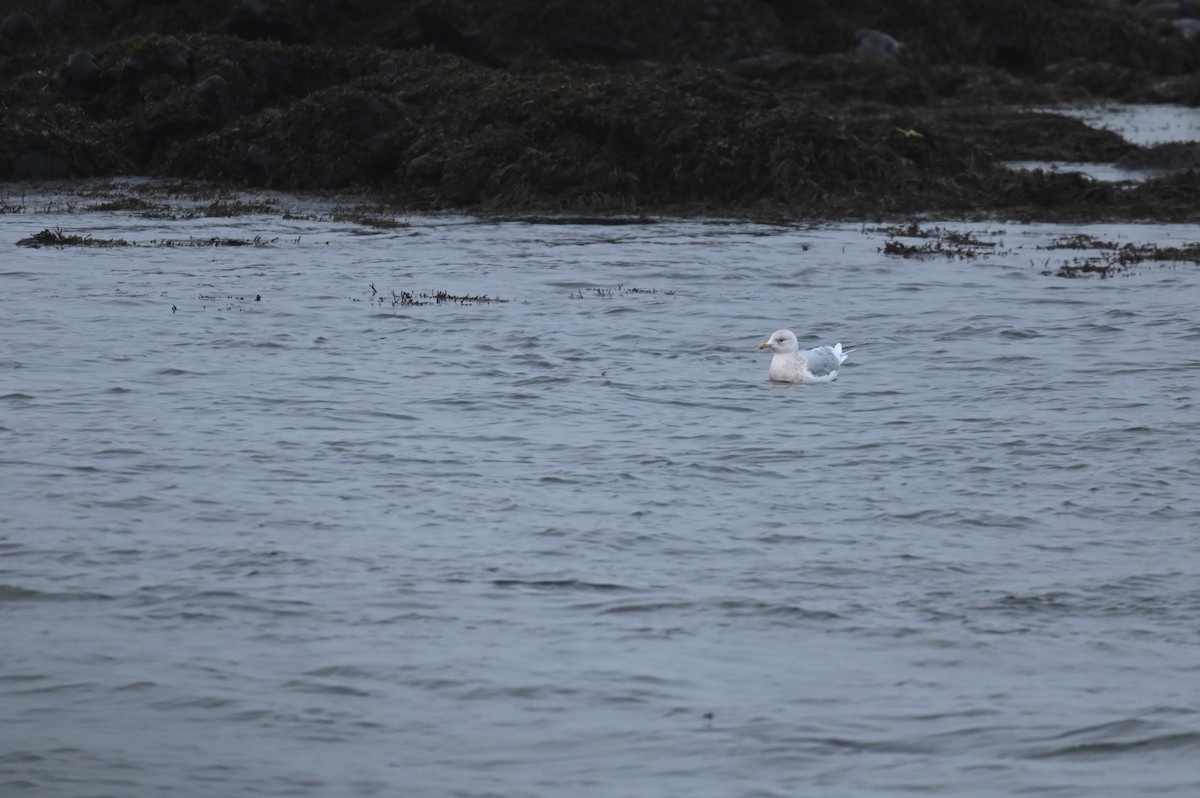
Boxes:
[758,329,799,353]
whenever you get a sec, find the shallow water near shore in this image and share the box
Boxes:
[2,186,1199,797]
[1004,103,1200,182]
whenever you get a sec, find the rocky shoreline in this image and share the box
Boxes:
[2,0,1199,219]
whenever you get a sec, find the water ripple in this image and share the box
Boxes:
[2,203,1199,798]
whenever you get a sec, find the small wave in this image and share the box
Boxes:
[0,584,113,603]
[537,474,580,484]
[987,591,1078,612]
[459,683,584,701]
[302,665,378,679]
[152,695,238,710]
[1025,719,1200,760]
[113,681,157,692]
[492,578,631,592]
[359,410,419,422]
[0,750,43,764]
[513,375,572,386]
[282,679,372,698]
[935,325,993,340]
[596,600,696,615]
[716,598,841,621]
[88,495,158,509]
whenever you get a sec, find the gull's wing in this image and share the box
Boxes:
[801,345,845,378]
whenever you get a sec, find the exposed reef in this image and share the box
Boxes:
[2,0,1199,219]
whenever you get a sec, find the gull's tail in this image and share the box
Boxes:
[832,343,853,365]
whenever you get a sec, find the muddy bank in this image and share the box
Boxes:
[2,0,1199,219]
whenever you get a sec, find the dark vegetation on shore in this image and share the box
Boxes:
[2,0,1199,219]
[874,222,1200,277]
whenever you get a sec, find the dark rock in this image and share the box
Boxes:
[65,51,102,83]
[986,27,1034,73]
[853,29,904,63]
[767,0,841,55]
[140,110,207,161]
[228,0,310,43]
[407,153,443,180]
[1172,18,1200,39]
[407,135,436,158]
[118,56,146,97]
[245,142,281,171]
[56,51,108,95]
[194,74,233,111]
[248,56,299,98]
[139,73,177,102]
[319,163,361,189]
[551,28,643,61]
[121,55,145,79]
[1136,0,1184,19]
[730,52,803,79]
[158,37,192,75]
[360,94,391,118]
[1116,142,1200,172]
[314,0,341,26]
[14,151,70,180]
[0,12,39,43]
[364,131,394,157]
[416,4,505,67]
[1045,60,1136,95]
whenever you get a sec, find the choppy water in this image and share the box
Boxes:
[3,187,1200,797]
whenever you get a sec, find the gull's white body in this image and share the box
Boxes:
[758,329,850,384]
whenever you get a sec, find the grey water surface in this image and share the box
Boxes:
[2,191,1199,797]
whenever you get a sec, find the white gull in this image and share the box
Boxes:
[757,329,851,384]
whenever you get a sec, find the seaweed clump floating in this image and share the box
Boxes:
[365,284,507,306]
